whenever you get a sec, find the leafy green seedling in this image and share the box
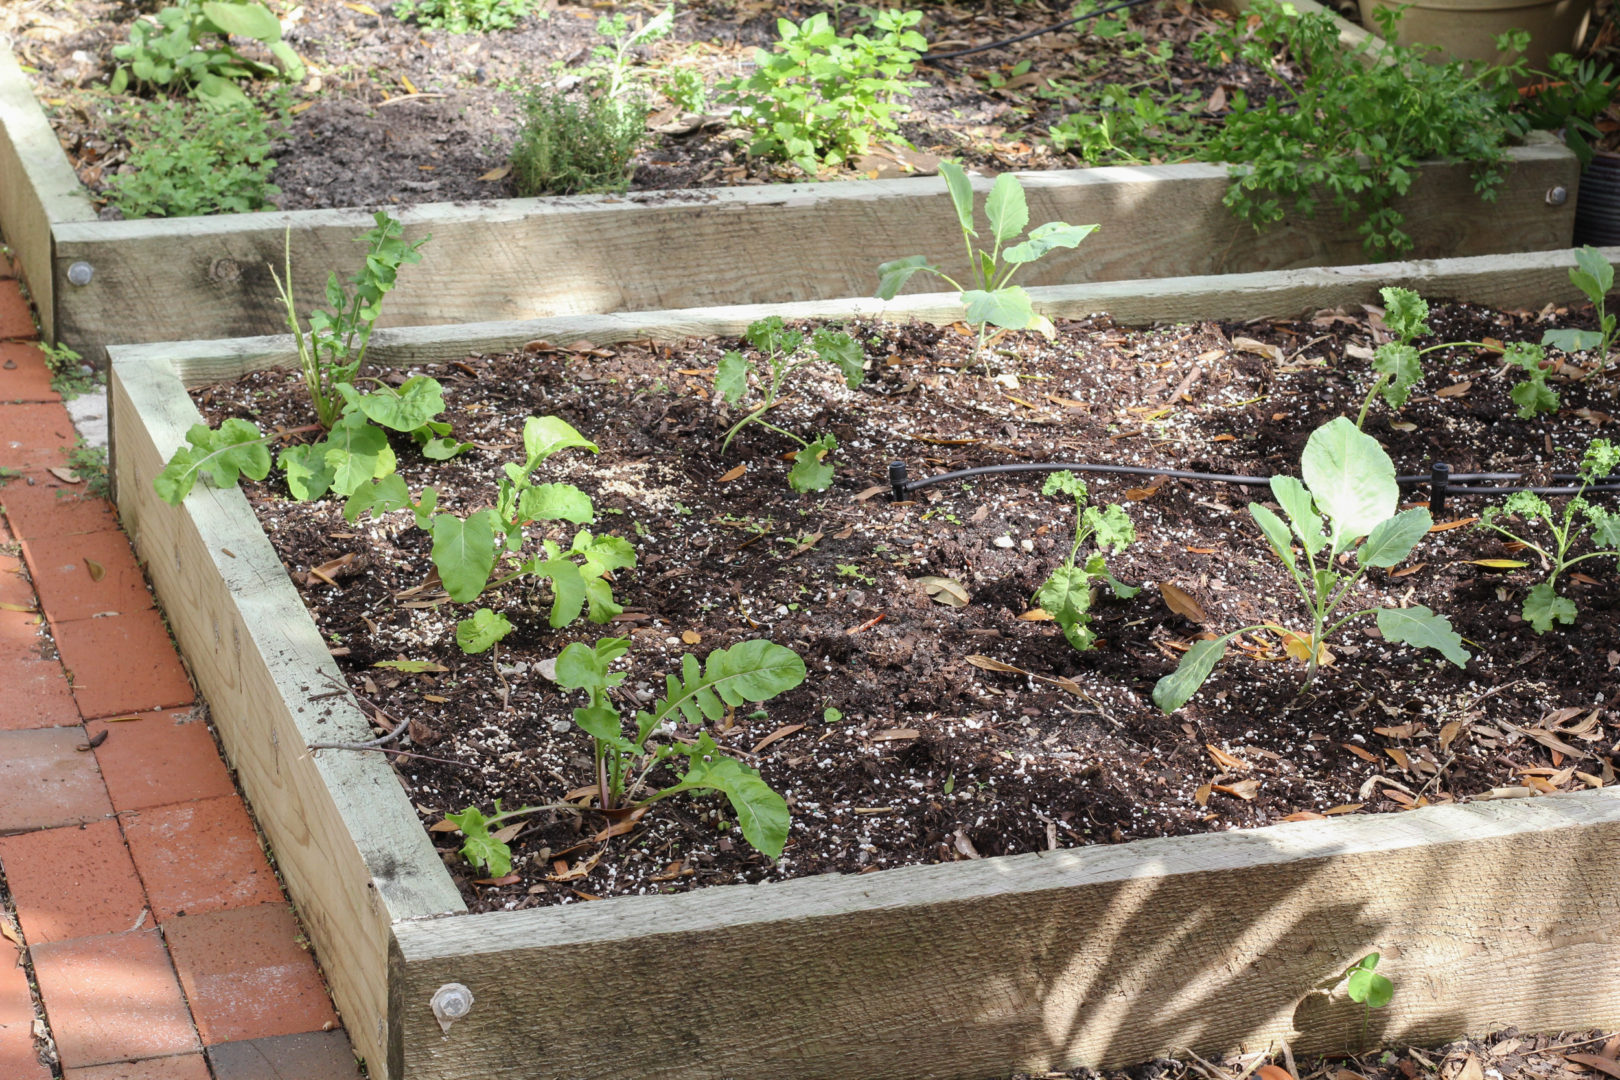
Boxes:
[716,316,865,492]
[1477,439,1620,632]
[111,0,304,103]
[1154,417,1468,713]
[1542,245,1617,360]
[1345,953,1394,1048]
[554,636,806,857]
[152,419,272,504]
[394,0,531,33]
[1355,287,1520,427]
[1033,471,1138,652]
[877,162,1096,361]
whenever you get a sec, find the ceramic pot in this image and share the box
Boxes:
[1357,0,1594,72]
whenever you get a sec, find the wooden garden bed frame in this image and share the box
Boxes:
[110,248,1620,1080]
[0,0,1583,361]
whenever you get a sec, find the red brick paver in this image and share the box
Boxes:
[166,904,339,1045]
[0,273,358,1076]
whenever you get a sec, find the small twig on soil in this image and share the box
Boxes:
[304,670,411,752]
[493,644,512,713]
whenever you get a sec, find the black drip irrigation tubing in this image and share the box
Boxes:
[918,0,1160,64]
[886,461,1620,516]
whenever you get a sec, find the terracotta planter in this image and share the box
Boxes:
[1357,0,1594,71]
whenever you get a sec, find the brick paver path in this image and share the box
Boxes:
[0,268,362,1078]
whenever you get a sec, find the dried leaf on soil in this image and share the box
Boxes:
[1206,743,1249,772]
[750,723,804,754]
[1159,582,1207,623]
[1213,779,1260,800]
[916,575,970,607]
[84,558,104,582]
[717,464,747,482]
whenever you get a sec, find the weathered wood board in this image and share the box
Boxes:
[0,28,1579,359]
[111,250,1620,1080]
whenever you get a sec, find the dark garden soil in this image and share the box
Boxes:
[9,0,1295,213]
[188,295,1620,915]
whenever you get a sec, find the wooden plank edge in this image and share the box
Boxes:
[0,47,96,341]
[113,245,1620,387]
[387,788,1620,1079]
[110,355,465,1078]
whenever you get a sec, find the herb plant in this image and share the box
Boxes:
[555,636,804,855]
[1033,471,1138,652]
[393,0,531,33]
[1153,417,1468,713]
[589,6,674,105]
[877,161,1096,360]
[272,212,430,431]
[716,316,865,492]
[1477,439,1620,633]
[106,96,285,218]
[1345,953,1394,1047]
[111,0,304,105]
[718,9,927,174]
[508,84,646,196]
[1541,246,1617,361]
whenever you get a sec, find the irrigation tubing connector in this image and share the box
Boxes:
[918,0,1159,64]
[886,459,1620,505]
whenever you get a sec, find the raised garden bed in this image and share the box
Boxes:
[110,250,1620,1080]
[0,0,1582,359]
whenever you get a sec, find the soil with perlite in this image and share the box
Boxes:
[188,295,1620,914]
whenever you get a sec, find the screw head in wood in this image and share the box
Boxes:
[1547,186,1569,207]
[67,261,94,286]
[431,983,474,1034]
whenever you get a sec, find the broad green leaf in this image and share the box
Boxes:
[1004,221,1097,265]
[1347,955,1394,1009]
[1357,507,1431,567]
[455,608,513,654]
[430,510,497,603]
[1300,417,1398,553]
[1542,327,1606,353]
[1269,476,1326,555]
[324,411,392,496]
[939,160,976,237]
[343,474,410,523]
[788,433,836,492]
[1250,502,1298,572]
[535,557,587,627]
[446,806,510,878]
[339,376,445,432]
[582,575,623,623]
[517,483,595,525]
[715,350,750,404]
[985,172,1028,243]
[1510,377,1558,418]
[267,39,305,79]
[202,1,282,40]
[522,415,597,466]
[961,286,1035,330]
[278,442,335,502]
[1522,583,1577,633]
[1152,633,1238,714]
[1572,244,1614,302]
[420,436,474,460]
[1372,342,1422,408]
[1378,286,1431,340]
[634,640,806,737]
[153,419,270,504]
[1036,564,1094,651]
[1375,605,1470,667]
[876,255,936,300]
[813,328,865,389]
[679,751,790,858]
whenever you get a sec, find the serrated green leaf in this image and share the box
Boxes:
[1152,633,1237,714]
[1036,564,1096,652]
[985,171,1028,243]
[1375,605,1470,666]
[1083,503,1135,555]
[153,419,270,505]
[678,752,790,858]
[1372,342,1422,408]
[430,510,497,603]
[455,608,513,654]
[446,806,512,878]
[813,328,865,389]
[788,433,837,492]
[1522,582,1577,633]
[1358,507,1431,567]
[1378,286,1431,340]
[1042,470,1086,501]
[633,640,806,743]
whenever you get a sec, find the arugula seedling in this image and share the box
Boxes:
[1542,245,1618,362]
[1477,439,1620,633]
[876,162,1096,362]
[716,316,865,492]
[1345,953,1394,1048]
[1153,417,1468,713]
[1033,471,1138,651]
[554,636,806,857]
[1355,287,1520,427]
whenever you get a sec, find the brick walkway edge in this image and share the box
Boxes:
[0,266,363,1078]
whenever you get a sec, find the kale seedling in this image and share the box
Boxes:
[1033,471,1138,651]
[555,636,805,856]
[1154,417,1469,713]
[1477,438,1620,633]
[1542,245,1618,362]
[716,316,865,492]
[1345,953,1394,1048]
[877,161,1096,361]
